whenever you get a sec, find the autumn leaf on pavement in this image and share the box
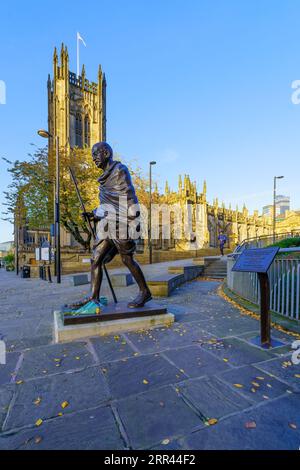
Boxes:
[245,421,256,429]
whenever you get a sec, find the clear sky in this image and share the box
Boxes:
[1,0,300,242]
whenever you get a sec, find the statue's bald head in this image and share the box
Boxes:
[92,142,113,169]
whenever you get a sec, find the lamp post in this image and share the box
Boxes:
[149,161,156,264]
[37,129,61,283]
[273,175,284,244]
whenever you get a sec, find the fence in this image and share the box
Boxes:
[227,256,300,321]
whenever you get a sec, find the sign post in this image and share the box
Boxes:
[232,247,279,348]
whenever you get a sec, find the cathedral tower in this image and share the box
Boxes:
[47,43,106,150]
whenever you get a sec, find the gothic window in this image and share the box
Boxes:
[75,113,83,147]
[84,115,90,147]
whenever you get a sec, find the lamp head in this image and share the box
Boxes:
[37,129,51,139]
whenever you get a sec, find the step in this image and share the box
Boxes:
[148,273,185,297]
[168,265,204,281]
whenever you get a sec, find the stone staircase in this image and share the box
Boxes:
[202,257,227,279]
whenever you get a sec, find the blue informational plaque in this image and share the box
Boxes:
[232,247,279,273]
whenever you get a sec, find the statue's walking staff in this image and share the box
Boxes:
[68,166,118,304]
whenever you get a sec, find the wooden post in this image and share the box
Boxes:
[258,272,271,347]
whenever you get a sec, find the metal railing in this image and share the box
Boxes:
[227,255,300,321]
[234,231,300,252]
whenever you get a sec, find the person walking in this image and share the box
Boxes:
[218,231,227,256]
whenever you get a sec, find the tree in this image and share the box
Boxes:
[2,146,156,251]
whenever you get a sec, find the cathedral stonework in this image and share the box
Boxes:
[43,44,299,252]
[47,44,106,152]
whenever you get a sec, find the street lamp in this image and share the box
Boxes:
[273,175,284,244]
[149,161,157,264]
[37,129,61,283]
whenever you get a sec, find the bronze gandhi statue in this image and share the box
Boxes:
[71,142,152,309]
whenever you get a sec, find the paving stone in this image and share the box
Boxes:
[199,316,258,337]
[0,385,15,430]
[103,354,187,399]
[125,323,214,354]
[6,335,53,352]
[217,365,288,403]
[199,337,273,366]
[90,335,136,363]
[16,342,96,380]
[180,394,300,450]
[0,352,21,385]
[163,345,230,378]
[116,385,202,449]
[255,357,300,392]
[4,366,109,430]
[179,376,252,419]
[0,406,125,450]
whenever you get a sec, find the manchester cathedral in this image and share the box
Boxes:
[47,44,106,151]
[17,43,300,264]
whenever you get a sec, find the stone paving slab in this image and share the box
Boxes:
[16,342,95,380]
[124,322,214,354]
[6,335,53,353]
[197,317,259,337]
[162,345,231,378]
[217,365,289,403]
[199,337,274,367]
[90,335,137,362]
[178,394,300,450]
[102,354,187,400]
[0,352,21,386]
[0,386,14,429]
[4,366,110,431]
[178,376,253,419]
[116,385,202,449]
[255,357,300,392]
[0,406,125,450]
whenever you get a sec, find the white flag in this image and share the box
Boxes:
[77,32,86,47]
[77,32,86,77]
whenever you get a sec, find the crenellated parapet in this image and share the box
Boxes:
[159,174,273,249]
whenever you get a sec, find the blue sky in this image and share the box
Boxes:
[1,0,300,242]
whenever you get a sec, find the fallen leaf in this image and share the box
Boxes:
[61,401,69,409]
[207,418,218,426]
[75,356,80,360]
[35,418,43,427]
[294,374,300,379]
[256,376,264,381]
[142,379,149,385]
[58,412,63,416]
[289,423,297,430]
[34,436,43,444]
[16,380,23,385]
[161,439,170,445]
[34,397,42,406]
[223,358,229,362]
[251,382,260,388]
[245,421,256,429]
[233,383,244,388]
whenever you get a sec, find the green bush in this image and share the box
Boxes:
[4,253,14,264]
[269,237,300,248]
